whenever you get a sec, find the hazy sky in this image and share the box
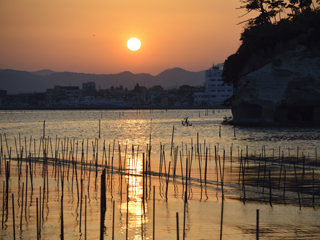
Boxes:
[0,0,250,75]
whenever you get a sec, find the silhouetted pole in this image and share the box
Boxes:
[176,212,179,240]
[12,194,16,240]
[256,209,259,240]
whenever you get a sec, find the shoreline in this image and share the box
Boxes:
[0,105,230,111]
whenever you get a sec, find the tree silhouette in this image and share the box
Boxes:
[223,0,320,87]
[266,0,287,22]
[239,0,272,26]
[239,0,317,25]
[286,0,312,15]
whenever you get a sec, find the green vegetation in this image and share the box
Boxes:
[222,0,320,87]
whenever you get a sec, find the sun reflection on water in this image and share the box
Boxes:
[120,154,149,238]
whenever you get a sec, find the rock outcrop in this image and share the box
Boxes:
[232,45,320,125]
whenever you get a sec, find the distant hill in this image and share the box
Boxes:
[31,69,56,76]
[0,68,206,94]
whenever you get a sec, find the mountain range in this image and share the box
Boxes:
[0,68,206,94]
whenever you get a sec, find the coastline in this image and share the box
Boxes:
[0,104,230,111]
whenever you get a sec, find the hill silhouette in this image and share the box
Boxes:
[0,68,205,94]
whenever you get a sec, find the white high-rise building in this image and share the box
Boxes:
[194,65,233,106]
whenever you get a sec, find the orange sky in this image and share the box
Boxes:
[0,0,250,75]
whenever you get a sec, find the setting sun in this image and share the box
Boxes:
[127,38,141,51]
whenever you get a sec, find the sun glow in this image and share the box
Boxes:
[127,38,141,51]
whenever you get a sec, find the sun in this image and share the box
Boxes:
[127,38,141,51]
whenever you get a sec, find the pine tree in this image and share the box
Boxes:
[286,0,312,16]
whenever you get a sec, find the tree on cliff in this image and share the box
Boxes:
[238,0,316,25]
[287,0,312,15]
[238,0,285,25]
[239,0,270,25]
[222,0,320,88]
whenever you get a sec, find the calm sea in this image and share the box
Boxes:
[1,109,320,239]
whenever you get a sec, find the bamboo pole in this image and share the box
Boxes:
[39,186,41,236]
[176,212,179,240]
[126,184,129,240]
[80,179,83,232]
[170,126,174,156]
[12,194,16,240]
[166,162,171,202]
[182,191,187,240]
[204,147,208,185]
[312,169,315,209]
[36,198,39,240]
[43,120,45,139]
[283,170,286,204]
[85,195,87,240]
[25,165,28,220]
[293,164,301,209]
[99,119,101,139]
[20,182,24,231]
[2,181,4,230]
[269,171,272,207]
[256,209,259,240]
[153,186,155,240]
[112,200,115,240]
[220,194,224,240]
[100,169,106,240]
[61,196,64,240]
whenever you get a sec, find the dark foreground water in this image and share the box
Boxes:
[1,109,320,239]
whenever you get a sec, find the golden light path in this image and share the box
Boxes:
[120,154,149,239]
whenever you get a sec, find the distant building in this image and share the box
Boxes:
[194,66,233,106]
[0,90,7,106]
[0,90,7,98]
[46,85,81,103]
[82,82,96,92]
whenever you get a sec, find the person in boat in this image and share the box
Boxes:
[182,117,192,126]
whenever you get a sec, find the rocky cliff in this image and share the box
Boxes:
[232,45,320,125]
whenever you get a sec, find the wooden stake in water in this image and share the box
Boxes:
[176,212,180,240]
[43,120,45,139]
[269,171,272,207]
[100,169,106,240]
[12,194,16,240]
[80,179,83,232]
[312,169,315,209]
[126,184,129,240]
[204,148,208,185]
[166,162,171,202]
[61,195,64,240]
[20,182,24,231]
[293,164,301,210]
[39,186,42,235]
[36,198,39,240]
[85,195,87,240]
[25,166,28,220]
[185,157,188,203]
[2,181,5,229]
[219,194,224,240]
[153,186,155,240]
[141,201,144,240]
[171,126,174,156]
[112,200,115,240]
[99,119,101,139]
[183,191,187,240]
[256,209,259,240]
[283,170,286,204]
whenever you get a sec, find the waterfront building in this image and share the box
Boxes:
[46,85,81,104]
[82,82,96,92]
[194,65,233,106]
